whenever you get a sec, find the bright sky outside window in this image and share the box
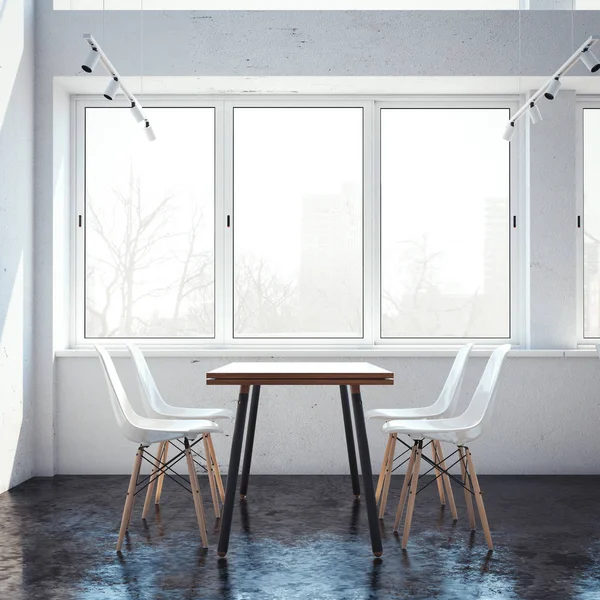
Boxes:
[380,108,511,339]
[79,100,516,344]
[232,107,364,338]
[85,107,215,338]
[583,109,600,338]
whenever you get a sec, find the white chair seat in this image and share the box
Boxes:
[366,406,446,421]
[134,417,222,446]
[383,417,479,446]
[151,406,233,421]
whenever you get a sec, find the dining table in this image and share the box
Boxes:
[206,362,394,557]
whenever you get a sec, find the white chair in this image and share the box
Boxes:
[95,345,221,552]
[126,342,232,519]
[366,343,474,520]
[383,344,511,551]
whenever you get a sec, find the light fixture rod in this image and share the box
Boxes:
[509,35,600,126]
[83,33,148,122]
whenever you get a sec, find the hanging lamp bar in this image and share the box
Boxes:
[505,35,600,139]
[82,33,154,139]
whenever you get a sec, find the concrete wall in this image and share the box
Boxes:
[32,4,600,476]
[0,0,35,493]
[56,355,600,475]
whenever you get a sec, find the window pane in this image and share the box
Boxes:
[85,107,215,338]
[233,107,363,338]
[584,109,600,338]
[380,108,510,338]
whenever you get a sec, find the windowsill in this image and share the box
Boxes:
[54,347,578,358]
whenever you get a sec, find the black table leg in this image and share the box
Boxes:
[350,385,383,557]
[217,385,250,557]
[239,385,261,499]
[340,385,361,498]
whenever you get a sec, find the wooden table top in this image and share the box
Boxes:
[206,362,394,386]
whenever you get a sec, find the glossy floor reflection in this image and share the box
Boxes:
[1,475,600,599]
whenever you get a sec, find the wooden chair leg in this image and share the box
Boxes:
[432,441,446,507]
[206,434,225,504]
[204,435,220,519]
[435,441,458,521]
[185,439,209,549]
[465,448,493,551]
[378,434,397,519]
[142,442,164,520]
[458,447,476,531]
[117,446,144,552]
[402,440,423,549]
[155,441,169,505]
[375,434,393,504]
[393,443,417,532]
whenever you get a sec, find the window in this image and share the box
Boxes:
[83,107,215,338]
[380,108,511,339]
[583,107,600,339]
[75,98,517,346]
[233,108,363,338]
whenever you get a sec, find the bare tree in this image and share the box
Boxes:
[234,256,297,335]
[86,165,212,337]
[382,235,480,337]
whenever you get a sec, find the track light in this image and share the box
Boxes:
[104,78,120,101]
[130,102,145,123]
[544,77,561,100]
[82,48,100,73]
[83,35,155,141]
[529,102,543,124]
[502,36,600,140]
[502,122,516,141]
[145,121,156,142]
[581,48,600,73]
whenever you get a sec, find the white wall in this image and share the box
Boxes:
[32,4,600,476]
[0,0,35,493]
[56,355,600,475]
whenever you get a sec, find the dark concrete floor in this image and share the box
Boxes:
[1,475,600,600]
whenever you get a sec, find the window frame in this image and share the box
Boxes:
[576,98,600,345]
[72,94,522,349]
[375,100,521,344]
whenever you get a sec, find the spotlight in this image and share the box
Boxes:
[82,48,100,73]
[581,48,600,73]
[503,122,516,142]
[104,78,120,101]
[145,121,156,142]
[130,102,145,123]
[544,77,561,100]
[529,102,543,124]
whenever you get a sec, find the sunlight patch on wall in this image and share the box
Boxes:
[0,0,24,131]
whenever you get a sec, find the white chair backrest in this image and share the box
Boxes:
[95,345,144,443]
[456,344,511,433]
[427,343,474,416]
[126,342,170,416]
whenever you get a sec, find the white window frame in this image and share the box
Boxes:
[71,94,522,349]
[576,97,600,346]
